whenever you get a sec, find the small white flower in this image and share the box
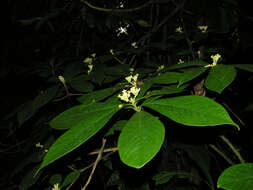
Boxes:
[118,104,123,109]
[88,64,93,74]
[109,49,114,55]
[58,76,65,84]
[116,25,129,36]
[118,89,131,102]
[156,65,165,72]
[198,25,208,33]
[130,86,140,97]
[178,59,184,64]
[91,53,96,58]
[131,42,138,48]
[125,74,139,86]
[204,54,221,67]
[83,57,93,64]
[211,54,221,65]
[175,26,183,33]
[52,183,60,190]
[35,142,43,149]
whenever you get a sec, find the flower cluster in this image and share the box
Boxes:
[118,74,141,111]
[205,54,221,68]
[52,183,60,190]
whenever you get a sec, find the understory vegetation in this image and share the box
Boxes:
[1,0,253,189]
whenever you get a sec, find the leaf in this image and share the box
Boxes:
[152,71,182,84]
[17,100,34,126]
[152,171,175,185]
[69,75,94,93]
[33,85,59,111]
[232,64,253,73]
[19,165,42,190]
[118,111,165,169]
[37,103,119,173]
[77,85,123,105]
[143,95,239,129]
[173,143,214,189]
[61,170,80,188]
[105,120,127,136]
[178,67,207,86]
[146,84,188,97]
[205,65,237,93]
[167,60,207,71]
[49,174,62,185]
[217,163,253,190]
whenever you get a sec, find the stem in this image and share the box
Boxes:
[220,135,246,164]
[208,144,234,165]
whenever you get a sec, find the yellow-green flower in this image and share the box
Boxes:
[198,25,208,33]
[175,26,183,33]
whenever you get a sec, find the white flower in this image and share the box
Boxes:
[125,74,139,86]
[118,89,131,102]
[83,57,93,64]
[156,65,165,72]
[130,86,140,97]
[178,59,184,64]
[52,183,60,190]
[131,42,138,48]
[87,64,93,74]
[116,25,129,36]
[58,76,65,84]
[204,54,221,67]
[35,142,43,149]
[211,54,221,65]
[198,25,208,33]
[118,104,123,109]
[175,26,183,33]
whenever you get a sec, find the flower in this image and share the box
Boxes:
[118,89,131,102]
[52,183,60,190]
[175,26,183,33]
[83,57,93,64]
[131,42,138,48]
[211,54,221,65]
[58,76,65,84]
[87,64,93,75]
[130,86,140,97]
[204,54,221,67]
[178,59,184,64]
[35,142,43,149]
[125,74,139,86]
[198,25,208,33]
[156,65,165,72]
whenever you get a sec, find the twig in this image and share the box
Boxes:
[80,0,167,13]
[208,144,234,165]
[88,147,118,155]
[81,138,106,190]
[53,93,84,102]
[220,135,246,164]
[221,102,245,126]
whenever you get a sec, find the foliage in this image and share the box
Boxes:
[2,0,253,190]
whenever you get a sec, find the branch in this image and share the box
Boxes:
[81,138,106,190]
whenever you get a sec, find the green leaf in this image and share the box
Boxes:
[217,163,253,190]
[17,100,34,126]
[232,64,253,73]
[152,171,175,185]
[77,86,123,105]
[205,65,237,94]
[178,67,207,86]
[173,143,214,189]
[167,60,207,70]
[118,111,165,168]
[105,120,127,136]
[49,174,62,185]
[152,71,182,84]
[33,85,59,111]
[146,84,188,97]
[69,75,94,93]
[61,170,80,188]
[143,95,239,129]
[19,165,42,190]
[38,103,119,173]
